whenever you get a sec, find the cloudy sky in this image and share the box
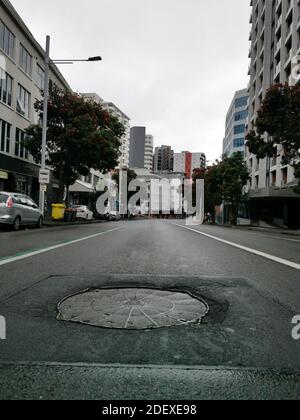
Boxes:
[12,0,250,161]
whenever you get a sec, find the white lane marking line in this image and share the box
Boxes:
[0,227,124,267]
[173,224,300,271]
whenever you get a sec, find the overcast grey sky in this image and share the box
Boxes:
[12,0,250,161]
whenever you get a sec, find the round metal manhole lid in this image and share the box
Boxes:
[57,288,209,330]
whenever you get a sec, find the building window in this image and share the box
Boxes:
[235,96,248,108]
[16,84,30,119]
[15,174,28,194]
[19,44,32,76]
[234,110,248,121]
[234,125,245,135]
[0,21,15,59]
[233,138,245,148]
[0,72,13,106]
[15,128,28,159]
[36,64,45,90]
[0,119,11,153]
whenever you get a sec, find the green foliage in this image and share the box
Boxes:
[112,168,137,204]
[216,153,250,206]
[193,153,250,222]
[25,83,124,190]
[246,84,300,193]
[193,167,220,214]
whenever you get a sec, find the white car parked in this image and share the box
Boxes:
[71,205,94,221]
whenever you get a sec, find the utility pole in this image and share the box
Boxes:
[39,35,50,214]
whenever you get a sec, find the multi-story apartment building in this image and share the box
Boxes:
[173,151,206,178]
[102,101,130,169]
[223,89,249,157]
[144,134,154,171]
[81,93,131,168]
[246,0,300,228]
[0,0,71,205]
[153,145,174,173]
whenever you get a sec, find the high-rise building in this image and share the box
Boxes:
[129,127,146,169]
[153,145,174,173]
[173,151,206,178]
[144,135,154,171]
[101,101,130,168]
[223,89,248,157]
[0,0,71,206]
[245,0,300,228]
[81,93,131,168]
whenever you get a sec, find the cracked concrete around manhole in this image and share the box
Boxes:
[57,288,209,330]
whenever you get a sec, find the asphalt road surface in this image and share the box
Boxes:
[0,219,299,400]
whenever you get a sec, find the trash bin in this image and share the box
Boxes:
[52,204,66,220]
[64,209,77,222]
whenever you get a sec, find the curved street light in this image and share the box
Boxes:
[39,36,102,214]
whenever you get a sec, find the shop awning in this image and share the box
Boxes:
[69,180,94,193]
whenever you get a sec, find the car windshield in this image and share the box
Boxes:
[0,0,300,404]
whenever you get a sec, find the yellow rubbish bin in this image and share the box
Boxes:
[52,204,66,220]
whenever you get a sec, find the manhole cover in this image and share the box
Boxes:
[57,288,209,330]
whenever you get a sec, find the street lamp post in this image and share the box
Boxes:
[39,35,50,213]
[39,35,102,214]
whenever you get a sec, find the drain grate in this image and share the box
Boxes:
[57,288,209,330]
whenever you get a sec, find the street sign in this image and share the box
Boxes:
[40,185,47,193]
[39,169,50,184]
[0,171,8,180]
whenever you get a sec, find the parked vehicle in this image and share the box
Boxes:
[70,205,94,221]
[0,192,43,231]
[108,211,121,221]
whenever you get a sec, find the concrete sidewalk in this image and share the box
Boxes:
[216,224,300,237]
[43,219,106,228]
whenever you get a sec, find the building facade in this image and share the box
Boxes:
[173,151,206,178]
[223,89,248,157]
[0,0,71,206]
[144,134,154,171]
[246,0,300,228]
[101,101,130,169]
[129,126,146,169]
[81,93,131,169]
[153,145,174,173]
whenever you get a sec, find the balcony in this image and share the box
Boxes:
[284,49,293,69]
[274,62,281,77]
[274,39,281,58]
[275,16,282,35]
[275,0,282,14]
[285,25,293,45]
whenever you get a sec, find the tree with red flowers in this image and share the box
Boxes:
[25,83,124,204]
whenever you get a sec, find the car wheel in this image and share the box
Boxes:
[12,217,21,231]
[36,217,43,229]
